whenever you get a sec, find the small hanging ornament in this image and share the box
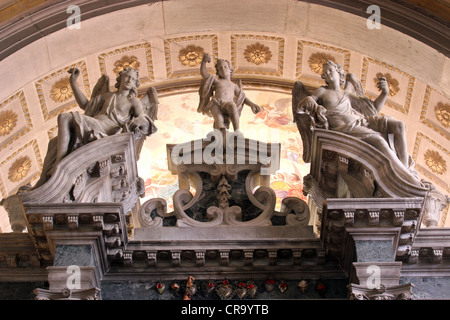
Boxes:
[186,275,197,296]
[247,281,258,298]
[235,282,248,299]
[156,282,165,295]
[216,279,233,300]
[170,282,180,294]
[316,280,326,298]
[183,291,192,300]
[298,280,308,293]
[278,280,288,294]
[203,281,215,297]
[264,279,275,292]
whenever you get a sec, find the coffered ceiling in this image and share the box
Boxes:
[0,0,448,232]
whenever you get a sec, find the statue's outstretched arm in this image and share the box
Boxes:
[373,76,389,112]
[68,68,88,110]
[200,53,212,80]
[244,97,261,114]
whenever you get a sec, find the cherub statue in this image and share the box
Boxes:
[197,53,261,135]
[32,67,158,188]
[292,60,420,186]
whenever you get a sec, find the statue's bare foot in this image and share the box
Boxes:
[234,129,244,137]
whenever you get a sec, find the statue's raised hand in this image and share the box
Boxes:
[202,53,211,64]
[68,68,80,84]
[376,76,389,95]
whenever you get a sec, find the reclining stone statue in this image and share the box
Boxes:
[31,67,158,189]
[292,60,421,186]
[197,53,261,135]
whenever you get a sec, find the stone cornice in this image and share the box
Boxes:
[0,0,155,61]
[0,0,447,62]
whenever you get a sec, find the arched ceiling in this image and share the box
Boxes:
[0,0,449,232]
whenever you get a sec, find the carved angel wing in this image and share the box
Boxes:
[292,80,312,117]
[140,86,159,121]
[134,87,159,159]
[197,75,214,116]
[345,73,379,118]
[292,81,315,163]
[83,74,110,117]
[344,73,365,97]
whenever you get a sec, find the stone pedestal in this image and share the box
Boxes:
[321,198,422,300]
[34,245,101,300]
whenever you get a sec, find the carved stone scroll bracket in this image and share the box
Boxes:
[147,251,157,267]
[165,133,281,228]
[138,198,175,228]
[223,186,276,226]
[174,189,224,227]
[275,196,310,226]
[196,251,205,267]
[172,184,277,227]
[348,283,414,300]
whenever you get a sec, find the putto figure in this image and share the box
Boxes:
[292,60,420,186]
[197,53,261,135]
[33,67,158,188]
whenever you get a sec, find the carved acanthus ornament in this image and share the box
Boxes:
[8,156,32,182]
[0,109,18,136]
[424,149,447,175]
[49,77,73,103]
[178,45,205,67]
[113,55,140,75]
[348,283,414,300]
[435,102,450,128]
[308,52,336,74]
[217,176,232,209]
[243,42,272,65]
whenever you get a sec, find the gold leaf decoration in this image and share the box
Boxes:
[424,149,447,175]
[373,72,400,97]
[49,77,73,103]
[435,102,450,128]
[8,156,32,182]
[178,45,205,67]
[308,52,336,74]
[0,109,18,137]
[243,42,272,65]
[113,55,141,75]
